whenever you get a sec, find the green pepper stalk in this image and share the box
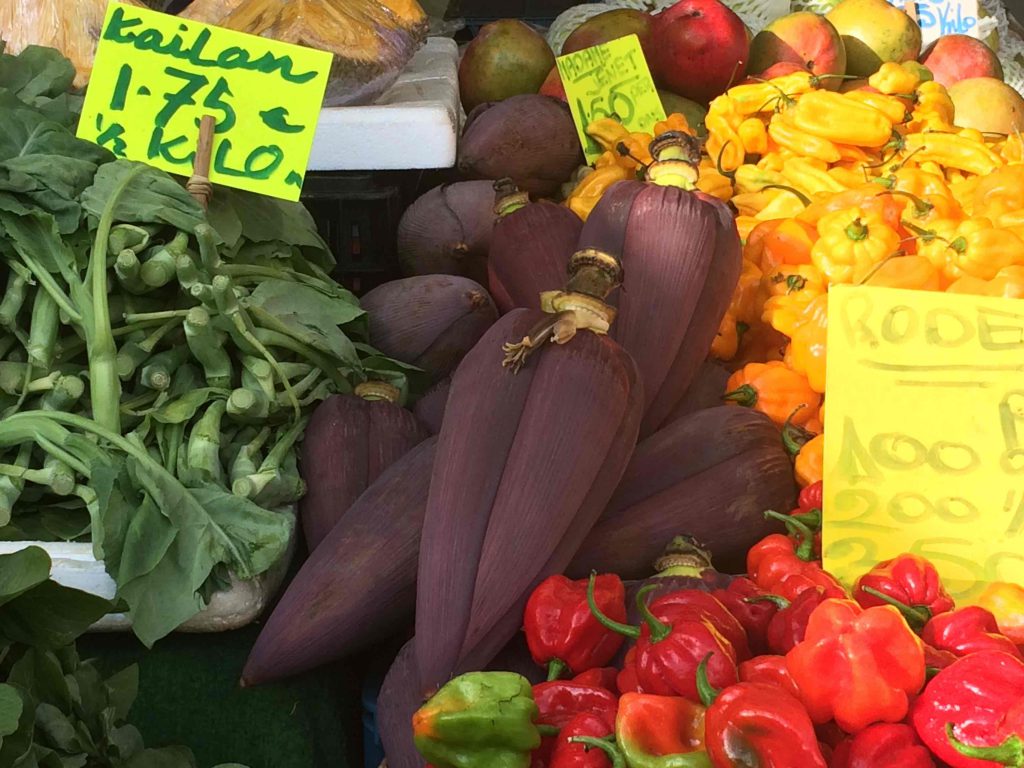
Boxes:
[251,326,350,391]
[227,387,271,421]
[140,235,188,289]
[42,452,76,496]
[140,345,190,392]
[176,253,203,293]
[116,317,182,381]
[40,375,86,412]
[213,275,299,416]
[26,288,59,370]
[114,249,149,294]
[180,399,227,487]
[85,162,149,434]
[0,364,59,396]
[230,427,271,485]
[195,223,222,274]
[107,224,152,255]
[241,356,275,400]
[0,444,31,525]
[0,272,29,331]
[232,416,308,502]
[185,306,232,388]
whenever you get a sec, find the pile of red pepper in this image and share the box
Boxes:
[413,481,1024,768]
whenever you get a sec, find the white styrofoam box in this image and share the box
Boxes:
[0,532,295,634]
[309,37,460,171]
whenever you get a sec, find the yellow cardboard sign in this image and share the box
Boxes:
[556,35,666,163]
[78,3,332,201]
[823,285,1024,603]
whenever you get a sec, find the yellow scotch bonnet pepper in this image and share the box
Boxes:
[811,206,901,284]
[790,90,895,148]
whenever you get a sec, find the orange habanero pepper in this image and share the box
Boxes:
[724,360,822,428]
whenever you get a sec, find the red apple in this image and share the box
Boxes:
[748,11,847,87]
[539,66,567,101]
[648,0,750,104]
[920,34,1003,88]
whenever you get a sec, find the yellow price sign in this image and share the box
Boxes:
[556,35,665,163]
[823,285,1024,603]
[78,2,332,201]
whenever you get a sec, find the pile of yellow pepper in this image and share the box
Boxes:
[566,61,1024,491]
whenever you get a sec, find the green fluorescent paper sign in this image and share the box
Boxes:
[556,34,666,163]
[78,2,332,201]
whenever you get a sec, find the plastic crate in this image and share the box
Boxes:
[301,173,405,295]
[301,169,458,295]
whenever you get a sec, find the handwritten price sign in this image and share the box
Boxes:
[556,35,665,163]
[887,0,981,46]
[78,3,331,201]
[823,286,1024,602]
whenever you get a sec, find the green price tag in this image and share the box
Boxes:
[78,2,332,201]
[556,34,666,164]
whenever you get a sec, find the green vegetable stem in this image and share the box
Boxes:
[140,345,190,392]
[114,249,148,294]
[185,306,232,388]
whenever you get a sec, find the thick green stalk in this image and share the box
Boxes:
[185,307,232,388]
[88,163,149,434]
[27,289,60,370]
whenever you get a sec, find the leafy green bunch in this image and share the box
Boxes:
[0,45,416,646]
[0,547,247,768]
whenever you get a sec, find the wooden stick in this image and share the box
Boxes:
[187,115,216,210]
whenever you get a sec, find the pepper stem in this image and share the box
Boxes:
[569,737,626,768]
[845,217,869,241]
[546,659,568,682]
[722,384,758,407]
[744,594,791,609]
[635,585,673,644]
[763,510,816,561]
[860,586,932,631]
[946,724,1024,767]
[696,654,721,707]
[782,406,813,456]
[587,572,640,640]
[762,184,812,206]
[886,189,933,217]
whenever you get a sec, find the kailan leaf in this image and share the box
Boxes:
[0,684,22,738]
[80,161,204,235]
[0,547,51,609]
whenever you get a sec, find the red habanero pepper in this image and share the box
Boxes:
[587,575,739,704]
[617,648,640,695]
[574,668,619,695]
[698,661,828,768]
[615,693,712,767]
[853,554,955,632]
[550,713,619,768]
[766,588,829,654]
[748,515,846,601]
[738,655,801,698]
[532,681,619,768]
[646,591,752,661]
[526,573,628,680]
[712,577,779,656]
[911,650,1024,768]
[798,481,822,513]
[786,599,926,734]
[831,724,936,768]
[921,607,1023,661]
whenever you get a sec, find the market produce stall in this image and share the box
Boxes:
[2,0,1024,766]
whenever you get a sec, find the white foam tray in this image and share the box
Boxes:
[0,532,295,634]
[308,37,460,171]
